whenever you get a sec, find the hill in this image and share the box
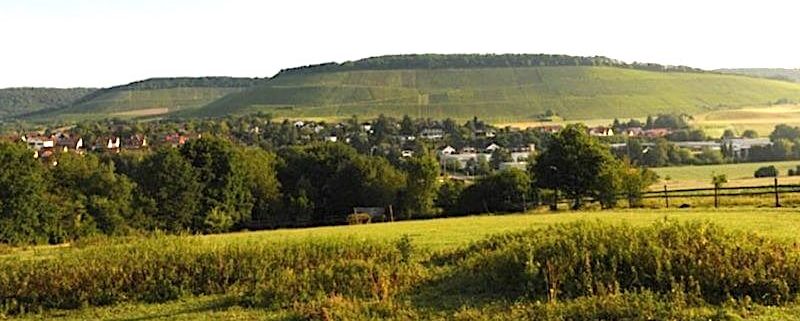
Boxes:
[23,77,267,121]
[0,88,96,119]
[718,68,800,82]
[190,55,800,122]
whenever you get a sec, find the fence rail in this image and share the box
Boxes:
[636,178,796,208]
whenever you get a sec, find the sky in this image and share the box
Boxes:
[0,0,799,88]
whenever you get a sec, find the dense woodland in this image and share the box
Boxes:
[277,54,705,76]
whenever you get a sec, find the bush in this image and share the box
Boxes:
[754,165,779,178]
[435,220,800,305]
[0,236,421,315]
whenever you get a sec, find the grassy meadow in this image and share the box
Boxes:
[692,104,800,137]
[651,160,800,190]
[7,208,800,320]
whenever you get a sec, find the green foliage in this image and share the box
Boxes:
[180,137,253,232]
[398,149,440,217]
[458,168,531,214]
[533,124,616,209]
[754,165,779,178]
[0,87,95,119]
[278,143,405,225]
[712,173,728,188]
[438,220,800,305]
[135,148,203,232]
[0,142,50,244]
[0,236,420,315]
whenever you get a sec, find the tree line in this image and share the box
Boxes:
[276,54,704,77]
[0,124,656,244]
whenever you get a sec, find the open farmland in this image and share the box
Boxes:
[692,103,800,137]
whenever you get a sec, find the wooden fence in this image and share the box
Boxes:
[640,178,799,208]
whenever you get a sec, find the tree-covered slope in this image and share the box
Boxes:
[0,88,96,119]
[26,77,267,121]
[192,64,800,122]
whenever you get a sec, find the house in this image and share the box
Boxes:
[460,147,477,154]
[123,135,148,149]
[485,143,502,153]
[293,120,305,128]
[94,137,121,151]
[439,146,456,155]
[643,128,671,138]
[164,133,188,147]
[722,137,773,160]
[589,126,614,137]
[420,128,444,140]
[24,134,55,151]
[622,127,644,137]
[401,150,414,158]
[534,125,563,134]
[361,122,373,133]
[673,141,721,153]
[324,135,338,143]
[55,134,83,153]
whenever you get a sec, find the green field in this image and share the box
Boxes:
[651,160,800,190]
[9,207,800,320]
[188,66,800,122]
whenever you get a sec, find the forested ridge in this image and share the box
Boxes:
[276,53,706,77]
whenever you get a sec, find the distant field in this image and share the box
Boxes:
[692,104,800,137]
[188,66,800,122]
[651,160,800,189]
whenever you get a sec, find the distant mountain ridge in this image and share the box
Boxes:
[6,54,800,123]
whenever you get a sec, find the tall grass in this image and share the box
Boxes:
[434,220,800,305]
[0,236,421,315]
[4,220,800,319]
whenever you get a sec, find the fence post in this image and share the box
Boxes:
[775,177,781,208]
[663,185,669,208]
[714,185,719,208]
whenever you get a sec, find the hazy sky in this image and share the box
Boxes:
[1,0,799,88]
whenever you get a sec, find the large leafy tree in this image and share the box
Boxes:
[51,152,135,235]
[136,148,202,232]
[399,149,440,217]
[0,142,51,244]
[533,124,616,209]
[458,168,531,214]
[237,147,281,225]
[181,137,253,232]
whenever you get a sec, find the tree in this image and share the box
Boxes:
[754,165,779,178]
[137,148,202,232]
[489,148,513,169]
[770,124,800,142]
[399,149,440,217]
[238,147,282,225]
[742,130,759,138]
[721,129,737,139]
[533,124,617,209]
[51,153,135,235]
[459,168,531,213]
[435,179,465,215]
[181,137,253,232]
[0,142,50,244]
[711,173,728,188]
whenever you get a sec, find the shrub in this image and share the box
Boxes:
[0,236,421,315]
[754,165,778,178]
[435,220,800,305]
